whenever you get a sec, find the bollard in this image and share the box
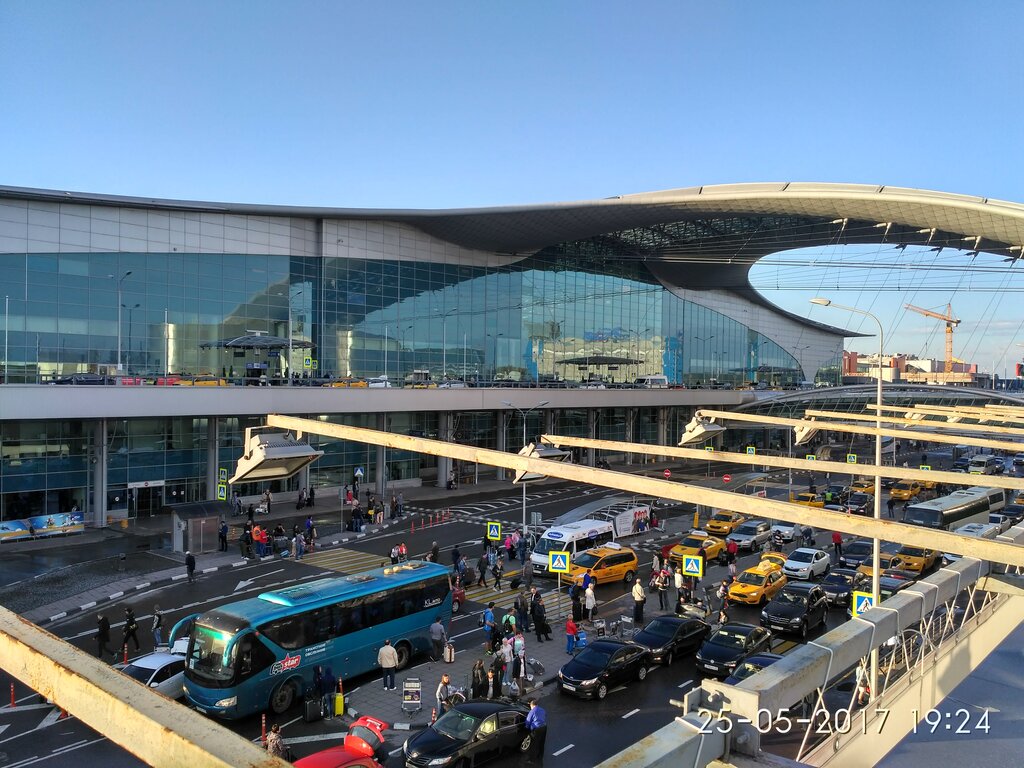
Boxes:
[431,706,437,724]
[261,713,267,745]
[123,645,128,664]
[10,682,14,707]
[430,513,435,527]
[58,708,68,719]
[118,553,126,572]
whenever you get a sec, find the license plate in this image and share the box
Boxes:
[703,664,717,671]
[771,625,786,631]
[562,683,576,691]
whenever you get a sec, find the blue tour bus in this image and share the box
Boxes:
[175,560,452,719]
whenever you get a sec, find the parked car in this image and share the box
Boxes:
[727,520,773,551]
[401,700,531,766]
[850,478,876,495]
[728,561,787,606]
[782,548,831,580]
[567,544,638,586]
[845,577,912,619]
[788,492,825,507]
[770,520,801,542]
[666,531,727,567]
[889,481,922,501]
[694,623,773,677]
[856,552,905,579]
[557,639,653,700]
[819,568,868,606]
[115,644,187,699]
[51,373,115,385]
[1012,453,1024,468]
[631,616,711,666]
[897,545,939,574]
[760,582,829,638]
[724,652,784,685]
[837,539,874,569]
[824,485,851,504]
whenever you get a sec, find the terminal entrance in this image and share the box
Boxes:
[129,483,165,517]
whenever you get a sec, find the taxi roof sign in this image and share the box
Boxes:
[852,590,874,618]
[486,521,501,541]
[548,551,570,573]
[682,555,704,578]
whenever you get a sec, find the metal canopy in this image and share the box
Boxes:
[199,334,314,350]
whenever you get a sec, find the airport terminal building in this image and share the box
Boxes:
[2,182,1023,525]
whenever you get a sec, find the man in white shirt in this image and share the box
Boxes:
[377,639,399,690]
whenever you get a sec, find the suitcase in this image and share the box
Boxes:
[576,630,587,649]
[303,696,323,723]
[443,642,456,663]
[509,576,522,590]
[527,658,545,676]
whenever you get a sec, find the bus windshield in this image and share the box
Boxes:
[903,506,940,528]
[187,622,237,684]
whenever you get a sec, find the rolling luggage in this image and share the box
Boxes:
[509,576,522,590]
[303,695,323,723]
[576,629,588,649]
[443,642,456,663]
[527,658,545,676]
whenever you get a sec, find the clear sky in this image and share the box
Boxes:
[3,1,1024,370]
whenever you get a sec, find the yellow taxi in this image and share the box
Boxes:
[175,375,229,386]
[919,477,938,491]
[760,551,788,570]
[728,561,787,606]
[896,546,939,574]
[667,530,726,567]
[889,481,922,501]
[567,543,639,586]
[857,552,905,578]
[323,377,368,388]
[789,492,825,507]
[850,478,875,495]
[705,511,747,536]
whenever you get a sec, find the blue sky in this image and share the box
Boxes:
[3,1,1024,369]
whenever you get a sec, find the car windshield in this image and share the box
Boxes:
[737,571,766,586]
[641,619,677,640]
[433,709,480,741]
[734,524,759,536]
[893,482,912,491]
[575,647,614,667]
[709,629,748,648]
[789,551,813,563]
[730,660,769,681]
[900,547,926,557]
[574,552,601,568]
[121,663,155,684]
[845,542,872,557]
[776,591,808,605]
[711,513,732,522]
[849,494,869,504]
[823,572,854,586]
[680,536,707,548]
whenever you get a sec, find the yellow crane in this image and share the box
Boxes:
[904,303,961,373]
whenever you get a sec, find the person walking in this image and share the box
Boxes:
[429,616,448,662]
[96,613,113,659]
[122,606,140,652]
[265,724,287,759]
[218,519,228,552]
[185,551,196,582]
[430,541,440,563]
[652,553,661,575]
[656,568,669,610]
[517,591,532,633]
[886,496,896,518]
[673,565,684,604]
[517,533,528,565]
[294,533,305,561]
[565,616,579,654]
[436,673,455,713]
[378,639,399,690]
[584,582,597,622]
[525,698,547,764]
[471,659,488,698]
[832,531,843,559]
[476,552,489,587]
[483,602,498,652]
[485,668,501,699]
[492,556,505,592]
[631,578,646,625]
[308,485,315,507]
[398,491,405,517]
[151,605,164,648]
[532,595,552,642]
[715,580,730,610]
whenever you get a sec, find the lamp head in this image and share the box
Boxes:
[809,298,831,307]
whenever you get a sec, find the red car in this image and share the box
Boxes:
[294,716,388,767]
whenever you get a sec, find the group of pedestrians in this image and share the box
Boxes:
[95,605,156,660]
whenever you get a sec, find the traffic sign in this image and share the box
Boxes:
[746,447,757,456]
[216,483,227,501]
[486,521,501,541]
[218,467,228,483]
[355,467,364,478]
[548,551,571,573]
[851,590,875,618]
[663,469,672,479]
[311,359,318,370]
[722,474,732,483]
[846,454,858,464]
[920,464,931,471]
[705,446,714,452]
[303,356,313,369]
[682,555,704,578]
[805,454,816,461]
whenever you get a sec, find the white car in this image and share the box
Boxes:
[783,548,832,580]
[771,521,800,542]
[116,641,188,699]
[366,376,393,388]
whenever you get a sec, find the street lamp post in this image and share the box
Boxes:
[114,271,132,372]
[502,399,550,541]
[811,297,884,702]
[438,308,457,380]
[121,303,140,372]
[288,288,303,383]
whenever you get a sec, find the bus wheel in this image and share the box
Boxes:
[395,641,412,670]
[270,681,296,714]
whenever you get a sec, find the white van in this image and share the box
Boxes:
[942,522,1000,565]
[969,455,1004,475]
[530,519,615,577]
[633,375,669,389]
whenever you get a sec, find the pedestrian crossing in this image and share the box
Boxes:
[302,546,390,574]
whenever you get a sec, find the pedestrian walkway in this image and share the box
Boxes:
[302,547,390,574]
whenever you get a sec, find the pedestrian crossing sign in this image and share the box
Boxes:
[682,555,703,578]
[805,454,816,461]
[846,454,858,464]
[705,446,714,452]
[920,464,931,471]
[486,521,501,541]
[851,591,874,617]
[216,483,227,501]
[549,551,570,573]
[303,356,313,369]
[746,446,757,455]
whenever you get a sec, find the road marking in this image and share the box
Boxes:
[37,708,65,729]
[679,679,694,689]
[389,746,404,755]
[553,744,575,756]
[52,738,89,753]
[282,733,346,744]
[0,725,8,737]
[622,708,640,719]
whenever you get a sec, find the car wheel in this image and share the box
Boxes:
[269,681,295,714]
[452,598,461,614]
[395,641,411,670]
[597,683,608,700]
[518,733,533,752]
[637,665,648,682]
[623,570,635,584]
[664,651,674,667]
[800,620,808,639]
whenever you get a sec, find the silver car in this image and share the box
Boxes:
[116,644,187,699]
[727,520,772,551]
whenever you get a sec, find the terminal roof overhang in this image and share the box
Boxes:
[6,181,1024,337]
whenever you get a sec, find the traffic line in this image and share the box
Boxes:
[622,708,640,719]
[678,678,694,689]
[553,744,575,756]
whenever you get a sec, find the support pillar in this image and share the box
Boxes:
[587,409,597,467]
[436,411,453,488]
[91,420,107,529]
[625,408,637,465]
[495,410,507,481]
[657,406,668,461]
[376,413,387,497]
[543,408,556,437]
[205,417,219,501]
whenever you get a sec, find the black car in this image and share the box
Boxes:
[952,457,970,472]
[846,492,872,515]
[402,700,531,768]
[724,652,784,685]
[694,622,773,678]
[819,568,868,606]
[557,638,653,700]
[837,539,873,569]
[994,503,1024,527]
[632,616,710,666]
[51,373,115,385]
[760,582,828,638]
[845,577,911,619]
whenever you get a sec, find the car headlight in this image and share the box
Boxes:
[724,660,738,668]
[580,677,599,686]
[789,617,802,624]
[760,611,769,619]
[214,696,236,707]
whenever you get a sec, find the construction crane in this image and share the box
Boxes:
[905,303,961,373]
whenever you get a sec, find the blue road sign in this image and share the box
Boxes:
[846,454,858,464]
[746,446,757,455]
[682,555,704,578]
[548,551,570,573]
[852,590,874,617]
[487,521,501,541]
